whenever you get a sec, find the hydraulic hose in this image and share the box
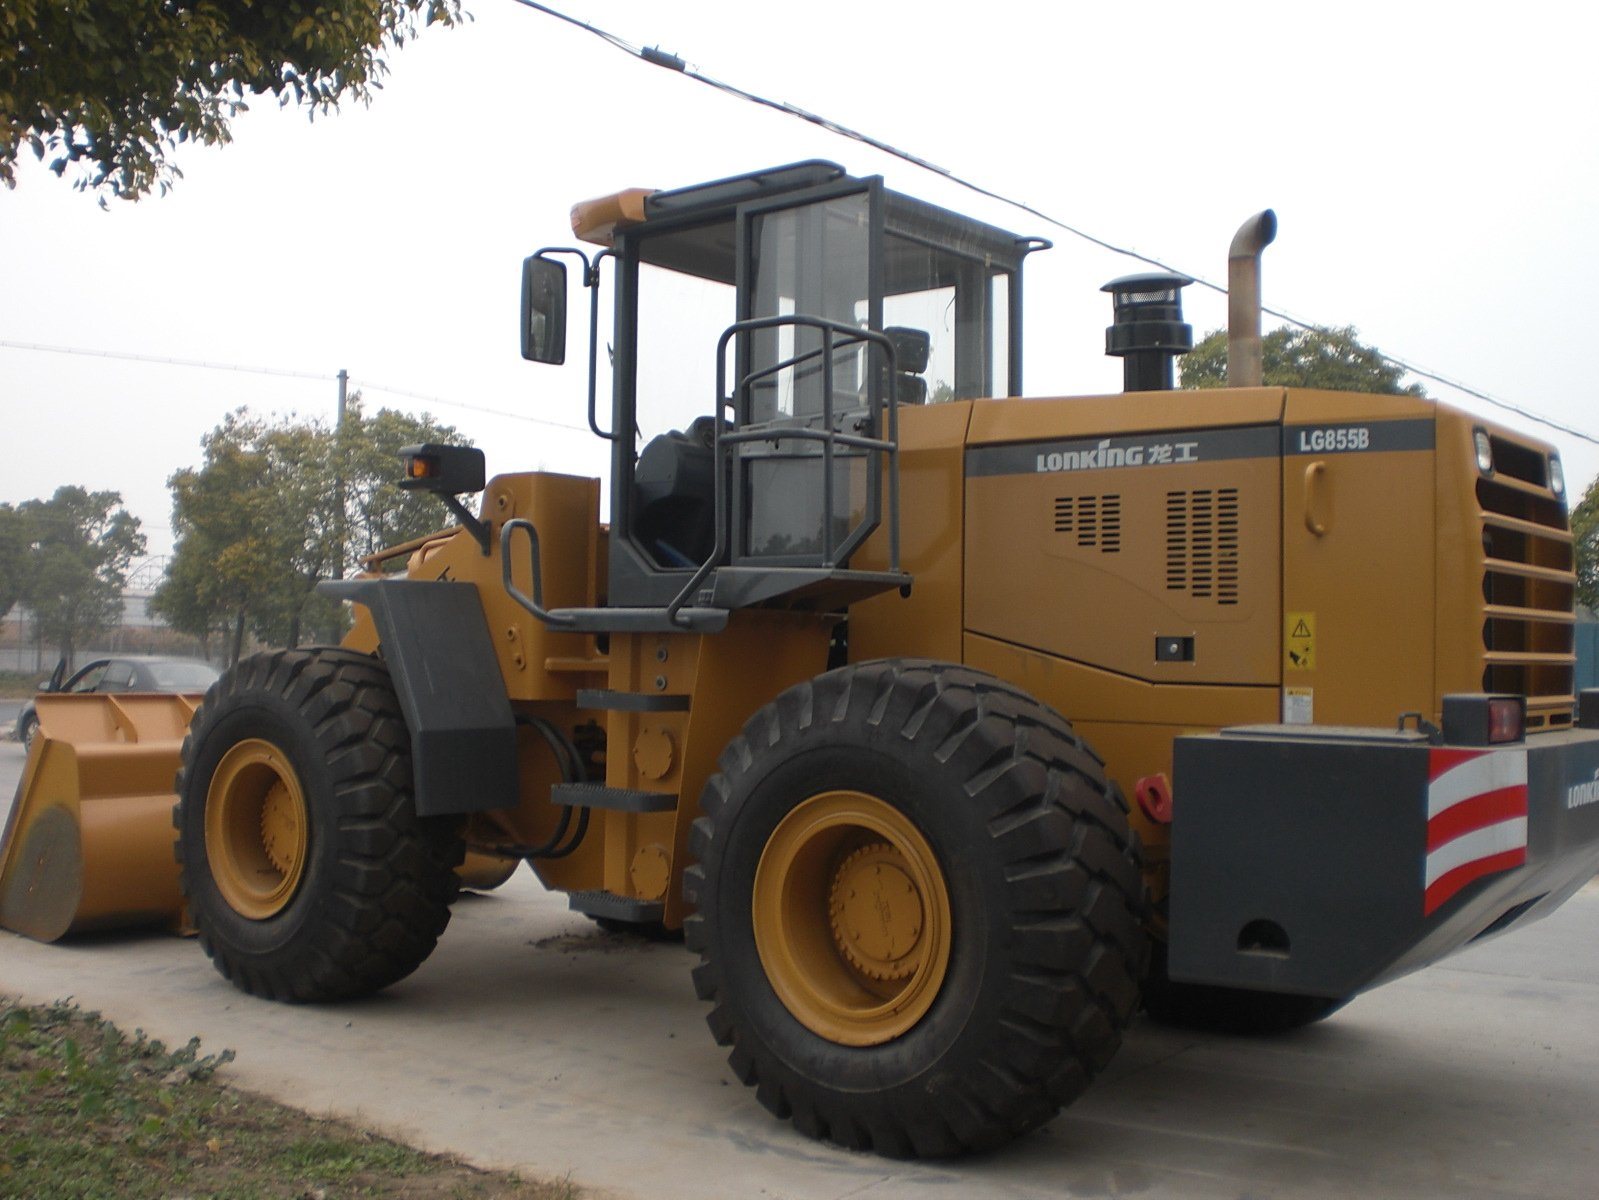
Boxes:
[465,715,591,861]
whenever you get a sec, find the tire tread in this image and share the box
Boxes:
[176,647,462,1003]
[687,658,1147,1157]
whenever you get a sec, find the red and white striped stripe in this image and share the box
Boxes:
[1424,748,1528,916]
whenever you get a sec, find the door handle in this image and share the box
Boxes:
[1304,460,1329,537]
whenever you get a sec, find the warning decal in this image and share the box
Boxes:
[1285,612,1316,670]
[1282,687,1314,724]
[1424,748,1528,916]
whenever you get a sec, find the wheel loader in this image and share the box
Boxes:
[6,159,1599,1157]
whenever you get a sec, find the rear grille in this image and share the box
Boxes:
[1055,494,1121,553]
[1487,436,1548,488]
[1476,475,1575,727]
[1165,488,1240,605]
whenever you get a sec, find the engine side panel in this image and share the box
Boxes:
[965,418,1282,686]
[1278,390,1437,727]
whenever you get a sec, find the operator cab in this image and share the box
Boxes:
[524,161,1040,625]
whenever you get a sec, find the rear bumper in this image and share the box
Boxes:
[1168,722,1599,998]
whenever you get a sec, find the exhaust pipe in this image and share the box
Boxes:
[1227,210,1277,387]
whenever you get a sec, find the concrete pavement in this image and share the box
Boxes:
[2,739,1597,1199]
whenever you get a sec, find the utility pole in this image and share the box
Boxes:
[331,370,349,640]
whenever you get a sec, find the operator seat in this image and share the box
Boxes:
[632,415,721,568]
[886,326,931,405]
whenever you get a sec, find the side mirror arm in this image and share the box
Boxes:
[584,250,616,443]
[526,246,618,444]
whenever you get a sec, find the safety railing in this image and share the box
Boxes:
[666,315,903,625]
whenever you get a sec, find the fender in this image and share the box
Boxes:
[319,578,517,817]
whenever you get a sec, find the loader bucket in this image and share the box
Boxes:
[0,693,198,942]
[458,851,520,892]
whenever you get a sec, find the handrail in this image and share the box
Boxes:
[500,518,578,627]
[664,314,903,625]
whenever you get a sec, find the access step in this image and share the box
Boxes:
[551,783,676,813]
[567,890,665,924]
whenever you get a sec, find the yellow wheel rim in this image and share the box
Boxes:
[752,790,952,1047]
[204,738,309,920]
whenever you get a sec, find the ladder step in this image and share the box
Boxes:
[568,890,665,924]
[577,688,690,713]
[551,783,677,813]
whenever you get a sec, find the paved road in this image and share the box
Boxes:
[3,739,1597,1199]
[0,700,22,735]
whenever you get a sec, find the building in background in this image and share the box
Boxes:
[0,556,214,675]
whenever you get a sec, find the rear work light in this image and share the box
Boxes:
[1473,429,1494,474]
[1441,694,1526,746]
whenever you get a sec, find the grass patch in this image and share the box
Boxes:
[0,998,577,1199]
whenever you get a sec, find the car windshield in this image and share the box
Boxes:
[144,661,220,689]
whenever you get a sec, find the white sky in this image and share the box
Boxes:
[3,0,1597,563]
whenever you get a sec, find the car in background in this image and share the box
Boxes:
[15,656,221,748]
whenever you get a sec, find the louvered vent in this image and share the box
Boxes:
[1054,494,1121,553]
[1475,474,1575,728]
[1166,488,1240,605]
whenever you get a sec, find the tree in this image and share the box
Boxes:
[341,403,472,556]
[153,401,463,662]
[1180,325,1427,396]
[17,486,146,666]
[0,503,25,623]
[1574,473,1598,615]
[1,1,464,200]
[153,410,293,663]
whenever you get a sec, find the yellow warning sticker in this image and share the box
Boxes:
[1285,611,1316,671]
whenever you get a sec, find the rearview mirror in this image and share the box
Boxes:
[521,256,567,365]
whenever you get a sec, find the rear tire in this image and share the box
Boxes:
[19,711,38,748]
[176,648,462,1002]
[685,660,1147,1157]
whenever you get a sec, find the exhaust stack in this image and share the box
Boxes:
[1227,210,1277,387]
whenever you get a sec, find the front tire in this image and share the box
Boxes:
[176,648,462,1002]
[685,660,1147,1157]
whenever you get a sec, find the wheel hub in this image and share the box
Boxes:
[259,781,303,877]
[828,843,924,981]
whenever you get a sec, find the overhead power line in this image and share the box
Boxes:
[0,339,588,434]
[0,337,328,383]
[511,0,1599,449]
[351,377,587,432]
